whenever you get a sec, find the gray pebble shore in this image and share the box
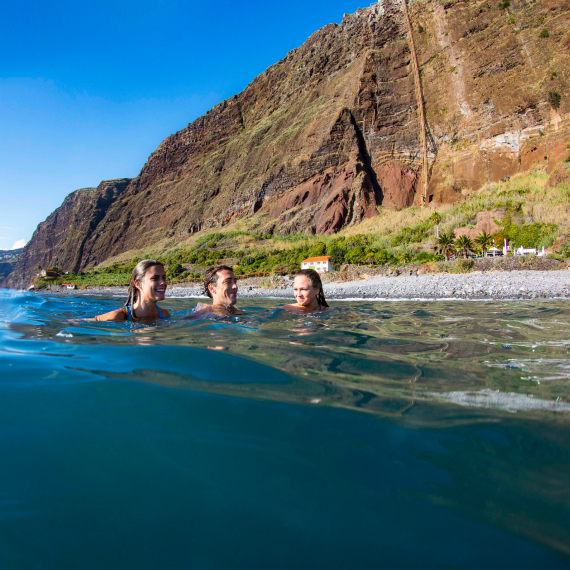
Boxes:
[323,269,570,301]
[64,269,570,301]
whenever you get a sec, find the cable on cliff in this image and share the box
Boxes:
[401,0,429,206]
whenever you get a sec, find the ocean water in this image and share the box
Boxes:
[1,289,569,569]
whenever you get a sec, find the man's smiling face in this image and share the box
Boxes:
[209,269,238,305]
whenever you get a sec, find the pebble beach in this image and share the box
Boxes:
[58,268,570,302]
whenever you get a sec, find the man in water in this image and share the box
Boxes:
[191,265,243,317]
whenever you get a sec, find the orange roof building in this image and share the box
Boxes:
[301,256,334,273]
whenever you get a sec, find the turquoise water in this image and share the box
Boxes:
[1,289,570,569]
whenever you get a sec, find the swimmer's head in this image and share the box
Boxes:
[293,269,329,308]
[125,259,167,307]
[204,265,238,305]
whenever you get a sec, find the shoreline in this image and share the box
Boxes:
[27,268,570,301]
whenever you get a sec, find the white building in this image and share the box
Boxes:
[515,246,538,256]
[301,256,334,273]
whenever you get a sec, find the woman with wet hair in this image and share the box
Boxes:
[283,268,330,314]
[94,259,170,321]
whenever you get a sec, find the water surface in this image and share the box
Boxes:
[1,290,569,568]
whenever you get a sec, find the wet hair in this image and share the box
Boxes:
[203,265,234,298]
[123,259,165,308]
[294,268,329,307]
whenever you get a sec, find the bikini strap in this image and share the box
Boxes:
[126,305,132,320]
[156,305,166,318]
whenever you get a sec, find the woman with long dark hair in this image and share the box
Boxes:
[94,259,170,321]
[283,269,330,314]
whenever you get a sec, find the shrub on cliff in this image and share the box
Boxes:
[166,263,183,279]
[547,90,561,110]
[345,246,367,265]
[414,252,438,264]
[374,250,395,265]
[308,242,326,257]
[328,245,347,268]
[493,222,557,249]
[390,221,430,247]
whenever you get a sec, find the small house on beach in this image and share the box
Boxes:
[301,256,334,273]
[40,270,59,279]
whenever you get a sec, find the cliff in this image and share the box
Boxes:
[8,179,131,287]
[8,0,570,287]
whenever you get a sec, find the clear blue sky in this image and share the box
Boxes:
[0,0,367,250]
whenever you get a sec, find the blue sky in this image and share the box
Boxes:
[0,0,367,250]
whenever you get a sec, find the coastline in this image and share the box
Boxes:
[32,268,570,301]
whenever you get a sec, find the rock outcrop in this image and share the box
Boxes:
[8,0,570,287]
[8,179,130,287]
[455,210,503,240]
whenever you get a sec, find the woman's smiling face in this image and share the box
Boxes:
[293,275,319,308]
[136,265,167,302]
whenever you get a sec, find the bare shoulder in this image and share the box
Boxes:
[160,307,171,317]
[95,308,127,321]
[185,303,211,319]
[282,304,299,313]
[194,302,212,314]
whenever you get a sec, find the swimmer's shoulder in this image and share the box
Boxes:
[158,306,170,318]
[185,302,212,319]
[94,307,128,321]
[193,302,212,314]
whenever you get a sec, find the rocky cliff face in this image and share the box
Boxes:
[411,0,570,202]
[9,0,570,286]
[8,179,130,287]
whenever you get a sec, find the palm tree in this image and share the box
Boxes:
[456,234,473,259]
[474,231,493,257]
[430,212,442,240]
[437,232,456,261]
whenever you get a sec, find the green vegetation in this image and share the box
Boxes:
[390,219,432,247]
[540,28,550,38]
[437,232,456,261]
[447,259,474,273]
[474,231,494,256]
[47,171,570,287]
[547,90,561,110]
[456,235,474,258]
